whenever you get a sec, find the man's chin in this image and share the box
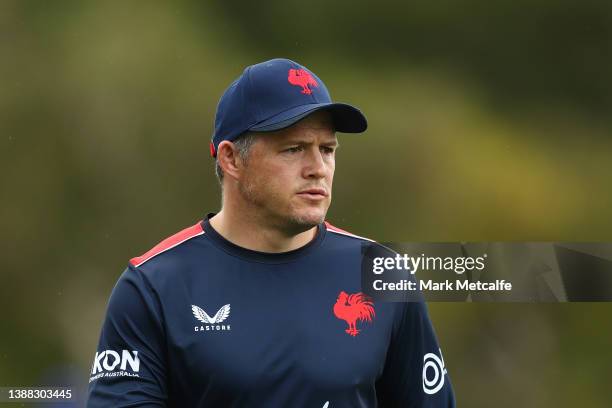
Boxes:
[287,210,326,231]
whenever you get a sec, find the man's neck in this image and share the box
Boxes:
[209,208,318,253]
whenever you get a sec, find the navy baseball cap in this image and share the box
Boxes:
[210,58,367,157]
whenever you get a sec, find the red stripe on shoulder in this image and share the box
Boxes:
[129,221,205,267]
[324,221,352,235]
[324,221,375,242]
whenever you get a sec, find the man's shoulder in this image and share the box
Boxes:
[129,220,207,269]
[324,220,396,256]
[324,221,376,243]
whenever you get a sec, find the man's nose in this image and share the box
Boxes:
[303,147,327,179]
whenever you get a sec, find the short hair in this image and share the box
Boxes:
[214,132,259,186]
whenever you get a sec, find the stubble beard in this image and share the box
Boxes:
[238,178,328,233]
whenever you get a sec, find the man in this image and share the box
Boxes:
[87,58,455,407]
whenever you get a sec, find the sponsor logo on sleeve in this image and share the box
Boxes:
[89,350,140,383]
[422,348,447,395]
[192,304,231,332]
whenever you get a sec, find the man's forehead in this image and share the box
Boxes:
[282,111,335,136]
[279,124,337,143]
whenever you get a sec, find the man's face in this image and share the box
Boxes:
[238,110,337,231]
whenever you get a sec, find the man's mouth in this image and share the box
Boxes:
[296,188,328,200]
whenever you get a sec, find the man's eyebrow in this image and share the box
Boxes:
[323,140,340,148]
[281,138,339,146]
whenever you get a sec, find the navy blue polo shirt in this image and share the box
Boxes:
[87,214,455,407]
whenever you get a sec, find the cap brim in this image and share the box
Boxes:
[248,103,367,133]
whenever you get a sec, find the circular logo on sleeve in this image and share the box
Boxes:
[422,348,447,395]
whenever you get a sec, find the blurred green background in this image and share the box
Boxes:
[1,1,611,406]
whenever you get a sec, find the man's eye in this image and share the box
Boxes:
[321,147,335,154]
[285,146,303,153]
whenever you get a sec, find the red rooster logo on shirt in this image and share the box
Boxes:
[287,68,318,94]
[333,291,375,337]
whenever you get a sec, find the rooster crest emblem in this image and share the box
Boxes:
[288,68,318,94]
[191,304,231,324]
[333,291,375,337]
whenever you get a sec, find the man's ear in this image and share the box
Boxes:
[216,140,243,180]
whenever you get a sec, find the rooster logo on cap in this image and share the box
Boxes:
[288,68,318,95]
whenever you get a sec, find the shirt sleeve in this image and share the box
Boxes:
[87,265,168,407]
[376,300,456,407]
